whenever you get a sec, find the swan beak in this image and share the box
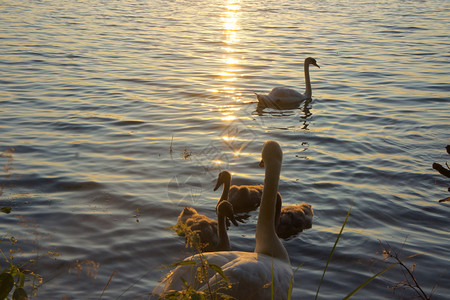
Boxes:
[213,180,221,191]
[259,159,265,168]
[314,63,320,68]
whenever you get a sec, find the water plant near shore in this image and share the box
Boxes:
[156,205,434,300]
[156,224,233,299]
[0,231,60,299]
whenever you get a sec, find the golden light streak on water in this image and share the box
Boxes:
[216,0,242,102]
[221,115,237,121]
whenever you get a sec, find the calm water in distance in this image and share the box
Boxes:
[1,0,449,299]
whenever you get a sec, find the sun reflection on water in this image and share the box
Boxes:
[218,0,243,125]
[202,0,252,171]
[222,1,241,45]
[217,0,242,102]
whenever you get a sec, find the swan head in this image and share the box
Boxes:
[259,141,282,168]
[305,57,320,68]
[213,170,232,191]
[217,200,238,226]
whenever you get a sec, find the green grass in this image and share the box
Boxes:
[315,204,352,299]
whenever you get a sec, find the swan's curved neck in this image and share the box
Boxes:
[219,179,231,203]
[216,211,230,251]
[255,159,290,264]
[304,63,312,99]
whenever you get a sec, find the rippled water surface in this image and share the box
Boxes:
[1,0,449,299]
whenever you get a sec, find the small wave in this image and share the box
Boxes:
[55,180,104,192]
[4,174,104,193]
[112,120,146,126]
[51,121,103,133]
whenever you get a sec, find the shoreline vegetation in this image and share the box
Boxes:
[432,145,450,203]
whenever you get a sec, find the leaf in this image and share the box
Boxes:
[12,287,28,300]
[315,204,352,300]
[0,273,14,299]
[190,293,205,300]
[165,260,197,269]
[343,262,400,299]
[288,264,303,300]
[181,277,189,288]
[208,264,229,284]
[1,207,11,214]
[19,272,25,288]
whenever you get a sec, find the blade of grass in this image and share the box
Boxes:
[315,204,352,300]
[99,270,118,300]
[271,262,274,300]
[208,264,230,286]
[343,262,400,299]
[288,264,303,300]
[164,260,196,269]
[115,269,153,300]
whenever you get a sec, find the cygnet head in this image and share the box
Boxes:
[259,141,283,168]
[213,170,232,191]
[217,200,238,226]
[305,57,320,68]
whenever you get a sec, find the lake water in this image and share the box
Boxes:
[1,0,449,299]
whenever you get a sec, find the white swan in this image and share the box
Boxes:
[276,203,314,239]
[255,57,320,109]
[154,141,293,299]
[175,203,238,252]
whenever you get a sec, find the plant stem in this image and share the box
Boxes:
[315,204,352,300]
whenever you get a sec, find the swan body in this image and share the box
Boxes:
[276,203,314,239]
[154,141,293,299]
[153,251,292,299]
[175,203,237,252]
[255,57,320,109]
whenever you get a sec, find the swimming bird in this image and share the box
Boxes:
[215,201,239,251]
[214,170,282,214]
[213,170,312,238]
[276,203,314,239]
[153,141,293,299]
[175,202,238,252]
[255,57,320,109]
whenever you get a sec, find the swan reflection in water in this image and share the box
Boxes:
[253,98,313,131]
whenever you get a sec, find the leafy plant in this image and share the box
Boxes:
[0,207,11,214]
[0,235,33,300]
[155,225,233,300]
[0,222,60,299]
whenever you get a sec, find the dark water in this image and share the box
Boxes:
[1,0,449,299]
